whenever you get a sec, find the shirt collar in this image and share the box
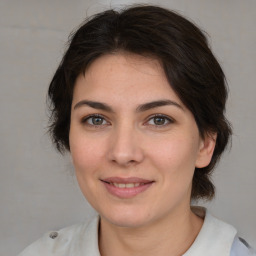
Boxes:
[80,207,237,256]
[183,206,237,256]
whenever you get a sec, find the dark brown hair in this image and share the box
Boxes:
[48,5,232,200]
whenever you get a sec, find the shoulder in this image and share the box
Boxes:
[186,207,255,256]
[18,216,100,256]
[17,223,84,256]
[230,236,256,256]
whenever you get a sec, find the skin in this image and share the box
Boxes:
[69,53,216,256]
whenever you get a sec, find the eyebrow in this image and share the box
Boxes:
[73,99,184,113]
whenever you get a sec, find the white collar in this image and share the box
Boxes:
[77,207,237,256]
[183,206,237,256]
[22,207,236,256]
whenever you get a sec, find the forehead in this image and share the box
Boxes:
[87,53,163,76]
[73,53,183,108]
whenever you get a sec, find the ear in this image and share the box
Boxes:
[195,133,217,168]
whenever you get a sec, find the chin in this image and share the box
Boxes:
[106,216,149,229]
[100,208,153,228]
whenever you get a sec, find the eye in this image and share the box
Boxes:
[81,114,109,128]
[146,114,174,127]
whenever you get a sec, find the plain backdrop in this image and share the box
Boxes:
[0,0,255,255]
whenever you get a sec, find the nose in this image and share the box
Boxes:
[107,123,144,167]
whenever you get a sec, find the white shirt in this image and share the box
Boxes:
[18,207,255,256]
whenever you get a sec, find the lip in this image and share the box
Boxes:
[102,176,153,184]
[100,177,154,199]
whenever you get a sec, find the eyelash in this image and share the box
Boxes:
[81,114,109,129]
[146,114,174,128]
[81,114,174,129]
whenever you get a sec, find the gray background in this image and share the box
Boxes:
[0,0,255,255]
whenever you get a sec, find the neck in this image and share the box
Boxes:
[99,207,203,256]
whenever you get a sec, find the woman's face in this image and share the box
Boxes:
[69,53,215,228]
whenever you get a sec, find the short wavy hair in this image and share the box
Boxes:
[48,5,232,200]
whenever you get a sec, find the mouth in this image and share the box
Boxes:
[100,177,154,199]
[105,182,146,188]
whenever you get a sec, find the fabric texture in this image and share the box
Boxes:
[18,207,255,256]
[230,236,256,256]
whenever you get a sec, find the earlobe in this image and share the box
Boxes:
[195,133,217,168]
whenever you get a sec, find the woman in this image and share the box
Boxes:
[19,5,255,256]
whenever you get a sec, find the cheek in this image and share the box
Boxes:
[69,131,105,175]
[69,134,105,203]
[147,135,199,172]
[146,135,199,199]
